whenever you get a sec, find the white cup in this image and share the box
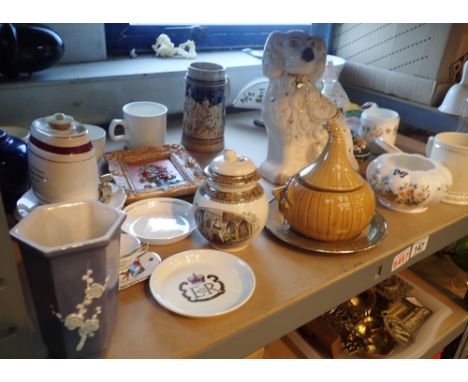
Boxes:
[426,132,468,205]
[109,101,167,148]
[85,124,106,162]
[359,107,400,145]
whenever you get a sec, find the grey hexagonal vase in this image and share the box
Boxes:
[10,200,125,358]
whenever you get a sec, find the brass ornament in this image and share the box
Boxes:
[314,276,431,357]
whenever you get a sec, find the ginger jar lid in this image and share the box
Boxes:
[30,112,93,153]
[299,120,365,192]
[205,149,260,185]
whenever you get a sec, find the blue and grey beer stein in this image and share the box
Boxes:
[182,62,228,153]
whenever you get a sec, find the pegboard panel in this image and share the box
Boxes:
[331,24,452,80]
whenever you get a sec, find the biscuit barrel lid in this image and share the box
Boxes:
[30,112,93,155]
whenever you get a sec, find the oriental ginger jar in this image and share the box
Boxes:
[272,118,375,242]
[366,153,452,213]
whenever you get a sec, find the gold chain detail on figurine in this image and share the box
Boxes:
[199,183,264,204]
[292,74,314,90]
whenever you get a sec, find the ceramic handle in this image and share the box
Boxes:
[461,61,468,86]
[108,119,129,142]
[225,75,231,100]
[272,185,286,202]
[426,136,435,158]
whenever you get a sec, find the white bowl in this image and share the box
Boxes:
[120,232,141,257]
[366,153,452,213]
[84,124,106,162]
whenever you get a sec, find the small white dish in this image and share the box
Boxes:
[122,198,196,245]
[15,182,126,221]
[119,233,161,290]
[149,249,255,317]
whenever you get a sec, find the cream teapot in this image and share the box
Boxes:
[28,112,99,203]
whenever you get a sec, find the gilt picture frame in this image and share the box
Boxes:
[105,144,205,204]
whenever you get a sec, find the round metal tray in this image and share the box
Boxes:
[266,200,387,254]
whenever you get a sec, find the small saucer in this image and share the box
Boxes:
[266,200,387,254]
[149,249,255,317]
[15,182,127,221]
[122,197,196,245]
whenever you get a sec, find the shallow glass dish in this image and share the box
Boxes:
[122,197,196,245]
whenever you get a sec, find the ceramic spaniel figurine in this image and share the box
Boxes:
[259,31,357,185]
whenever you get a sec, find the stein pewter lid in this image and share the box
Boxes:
[187,62,226,82]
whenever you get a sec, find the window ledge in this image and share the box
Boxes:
[1,51,457,135]
[0,51,262,89]
[0,51,263,127]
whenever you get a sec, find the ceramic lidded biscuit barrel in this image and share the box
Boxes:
[193,149,268,251]
[273,117,375,242]
[28,112,99,203]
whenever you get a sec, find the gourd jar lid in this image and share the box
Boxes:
[30,112,91,149]
[299,120,365,192]
[205,149,260,185]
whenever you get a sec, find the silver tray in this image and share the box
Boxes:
[266,200,387,254]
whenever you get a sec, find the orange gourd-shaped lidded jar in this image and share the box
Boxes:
[273,118,375,241]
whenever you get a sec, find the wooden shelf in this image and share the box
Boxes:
[105,111,468,358]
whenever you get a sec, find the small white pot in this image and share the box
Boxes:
[366,153,452,213]
[28,113,99,204]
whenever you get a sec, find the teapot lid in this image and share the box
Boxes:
[30,112,91,150]
[206,149,260,185]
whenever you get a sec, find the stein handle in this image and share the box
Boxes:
[426,136,435,158]
[108,119,129,142]
[225,75,232,101]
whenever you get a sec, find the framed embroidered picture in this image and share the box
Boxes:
[105,144,206,204]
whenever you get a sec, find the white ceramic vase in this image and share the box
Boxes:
[438,61,468,116]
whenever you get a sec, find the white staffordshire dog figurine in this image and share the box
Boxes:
[259,31,357,185]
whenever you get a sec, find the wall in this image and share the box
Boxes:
[45,23,107,64]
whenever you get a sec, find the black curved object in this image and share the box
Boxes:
[0,23,64,78]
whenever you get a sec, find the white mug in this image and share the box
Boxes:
[359,107,400,145]
[109,101,167,148]
[426,132,468,205]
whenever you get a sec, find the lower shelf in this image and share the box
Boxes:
[272,269,468,359]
